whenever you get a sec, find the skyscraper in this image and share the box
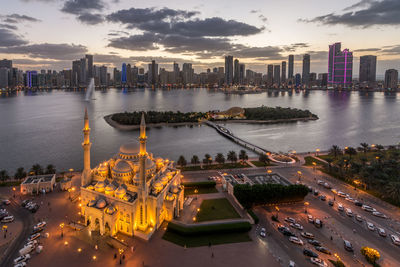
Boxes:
[273,65,280,87]
[80,57,87,86]
[0,59,12,69]
[302,54,310,86]
[224,56,233,85]
[126,64,132,85]
[182,63,193,85]
[384,69,398,89]
[148,60,158,86]
[72,60,81,87]
[99,65,107,86]
[359,55,377,85]
[85,54,93,80]
[0,68,9,88]
[121,63,127,84]
[328,42,353,88]
[239,64,245,85]
[267,65,273,87]
[288,55,294,79]
[234,59,240,84]
[281,61,286,84]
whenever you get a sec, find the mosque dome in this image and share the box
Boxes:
[106,205,117,215]
[171,185,180,194]
[105,183,116,195]
[113,160,133,173]
[96,198,107,209]
[119,143,139,156]
[153,181,163,192]
[160,176,169,185]
[146,158,155,169]
[95,181,106,192]
[115,186,127,198]
[88,199,96,207]
[165,192,175,201]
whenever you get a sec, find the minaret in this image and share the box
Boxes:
[138,113,148,231]
[81,108,92,186]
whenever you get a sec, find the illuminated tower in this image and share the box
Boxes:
[138,113,148,231]
[81,108,91,186]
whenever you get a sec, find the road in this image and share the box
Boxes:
[1,198,34,267]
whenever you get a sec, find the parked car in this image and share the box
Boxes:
[378,228,387,237]
[284,217,296,224]
[290,223,303,230]
[337,203,344,211]
[337,191,347,198]
[323,183,331,189]
[289,236,304,245]
[319,195,326,201]
[367,222,375,231]
[355,215,363,222]
[35,221,47,229]
[362,205,376,212]
[310,257,328,267]
[317,180,324,185]
[303,249,318,258]
[308,239,321,246]
[3,199,10,205]
[301,232,314,239]
[307,214,314,223]
[314,219,323,228]
[315,246,331,255]
[390,234,400,246]
[14,254,30,264]
[343,240,353,252]
[1,215,14,223]
[14,262,27,267]
[331,189,338,195]
[372,211,387,218]
[313,190,319,196]
[29,233,40,241]
[21,199,30,207]
[345,196,355,203]
[19,244,35,256]
[354,200,363,207]
[328,199,334,206]
[345,208,353,217]
[260,228,266,238]
[31,227,43,235]
[289,260,295,267]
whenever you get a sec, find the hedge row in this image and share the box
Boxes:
[234,184,309,209]
[182,181,216,188]
[167,221,251,236]
[247,209,259,224]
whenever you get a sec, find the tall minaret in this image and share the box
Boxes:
[138,113,148,231]
[81,108,92,186]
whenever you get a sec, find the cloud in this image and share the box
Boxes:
[0,43,87,60]
[283,43,310,52]
[0,24,18,30]
[301,0,400,27]
[1,14,41,23]
[343,0,373,11]
[77,13,104,24]
[0,28,28,47]
[381,44,400,55]
[61,0,104,14]
[108,33,162,51]
[354,48,381,52]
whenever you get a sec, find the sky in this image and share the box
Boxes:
[0,0,399,76]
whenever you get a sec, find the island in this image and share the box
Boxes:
[104,106,318,131]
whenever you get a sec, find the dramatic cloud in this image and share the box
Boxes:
[283,43,310,52]
[0,43,88,60]
[0,24,18,30]
[108,33,162,51]
[162,35,232,53]
[77,13,104,25]
[0,28,28,47]
[1,14,41,24]
[301,0,400,27]
[61,0,105,14]
[354,48,381,52]
[381,45,400,55]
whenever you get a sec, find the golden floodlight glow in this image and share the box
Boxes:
[92,255,97,260]
[64,241,68,246]
[77,248,82,252]
[197,208,200,212]
[192,217,196,221]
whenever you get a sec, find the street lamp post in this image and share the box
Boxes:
[304,202,309,213]
[12,187,16,198]
[119,248,124,265]
[60,223,64,238]
[275,206,279,218]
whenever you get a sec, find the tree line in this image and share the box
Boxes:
[244,106,318,120]
[111,111,207,125]
[0,164,56,182]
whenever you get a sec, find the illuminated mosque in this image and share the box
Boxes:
[79,109,184,240]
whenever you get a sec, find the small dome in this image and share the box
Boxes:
[96,198,107,209]
[88,199,96,207]
[105,184,116,195]
[87,185,94,190]
[119,143,139,155]
[161,176,169,185]
[95,181,106,192]
[166,192,175,201]
[113,160,133,173]
[146,158,155,168]
[153,181,163,192]
[171,185,179,194]
[115,186,127,198]
[106,205,116,215]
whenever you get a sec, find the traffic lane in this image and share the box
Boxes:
[307,195,400,266]
[255,207,315,267]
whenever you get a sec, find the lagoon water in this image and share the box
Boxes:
[1,88,399,173]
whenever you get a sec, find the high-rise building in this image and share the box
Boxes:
[239,64,245,85]
[234,59,240,84]
[99,65,107,86]
[318,73,328,87]
[224,56,233,85]
[273,65,280,86]
[384,69,398,89]
[281,61,286,84]
[85,54,93,80]
[359,55,377,85]
[80,57,87,86]
[0,59,12,69]
[26,71,38,88]
[113,68,121,86]
[295,73,301,87]
[148,60,158,86]
[0,68,9,88]
[288,55,294,79]
[328,42,353,88]
[267,65,273,87]
[173,62,180,84]
[72,60,81,87]
[302,54,310,86]
[182,63,193,85]
[126,64,132,85]
[121,63,127,84]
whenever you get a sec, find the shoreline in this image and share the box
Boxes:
[104,114,318,131]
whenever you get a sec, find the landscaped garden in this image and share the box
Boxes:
[196,198,241,222]
[183,181,218,197]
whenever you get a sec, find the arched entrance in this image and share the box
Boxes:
[94,218,100,231]
[105,223,111,235]
[87,218,91,226]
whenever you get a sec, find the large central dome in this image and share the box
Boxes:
[119,143,139,155]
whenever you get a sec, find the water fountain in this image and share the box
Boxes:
[85,78,95,101]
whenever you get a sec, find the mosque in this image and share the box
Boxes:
[79,109,184,240]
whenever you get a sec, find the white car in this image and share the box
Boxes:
[378,228,387,237]
[289,236,304,245]
[337,203,344,211]
[355,215,363,222]
[35,221,47,229]
[317,180,324,185]
[29,233,40,241]
[367,222,375,231]
[1,215,14,223]
[337,191,347,198]
[345,197,355,203]
[285,217,296,223]
[362,205,376,212]
[310,257,327,267]
[372,211,387,218]
[290,223,303,230]
[14,262,27,267]
[301,232,315,239]
[260,228,266,238]
[390,234,400,246]
[307,214,313,223]
[289,260,295,267]
[323,182,331,189]
[345,208,353,217]
[14,254,30,264]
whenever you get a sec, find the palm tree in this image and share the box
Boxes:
[14,167,26,180]
[360,143,369,154]
[30,164,43,175]
[0,170,10,182]
[45,164,56,174]
[325,158,333,171]
[215,153,225,164]
[203,154,212,165]
[227,151,237,163]
[259,153,270,165]
[239,150,248,163]
[375,144,384,151]
[177,155,187,167]
[191,155,200,165]
[329,145,342,159]
[345,147,357,159]
[384,182,400,203]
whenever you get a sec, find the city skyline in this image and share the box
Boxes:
[0,0,399,75]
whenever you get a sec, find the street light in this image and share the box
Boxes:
[60,223,64,238]
[12,187,16,198]
[69,168,74,179]
[304,202,309,213]
[275,206,279,218]
[119,248,124,265]
[315,148,320,156]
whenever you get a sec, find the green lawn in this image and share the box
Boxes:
[196,198,240,222]
[303,156,326,166]
[162,230,251,247]
[184,187,218,197]
[250,161,275,167]
[180,162,249,172]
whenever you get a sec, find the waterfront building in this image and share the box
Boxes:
[80,57,87,86]
[80,110,184,240]
[295,73,301,87]
[328,42,353,88]
[302,54,310,86]
[20,174,56,195]
[239,64,245,85]
[86,54,93,80]
[384,69,398,89]
[267,64,273,87]
[224,55,233,86]
[288,55,294,79]
[273,65,280,87]
[148,60,158,86]
[121,63,127,85]
[234,59,240,84]
[182,63,193,85]
[318,73,328,87]
[72,60,81,87]
[359,55,377,86]
[99,66,107,86]
[0,68,9,88]
[26,71,38,88]
[0,59,12,69]
[126,64,132,85]
[281,61,286,84]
